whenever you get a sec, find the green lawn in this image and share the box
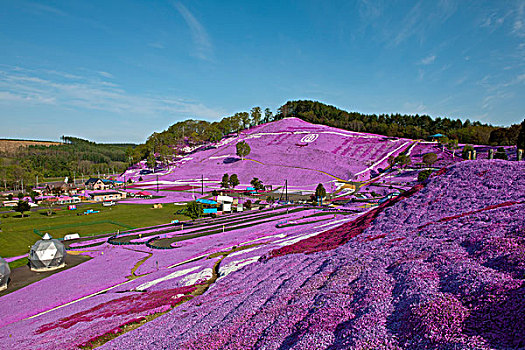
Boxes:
[0,203,189,258]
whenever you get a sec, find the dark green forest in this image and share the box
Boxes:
[0,137,134,190]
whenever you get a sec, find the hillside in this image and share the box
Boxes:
[119,118,452,201]
[0,159,523,349]
[105,160,525,349]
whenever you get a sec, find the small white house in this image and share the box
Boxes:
[217,195,234,212]
[64,233,80,240]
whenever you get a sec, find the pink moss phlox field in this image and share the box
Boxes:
[101,160,525,349]
[268,183,425,257]
[36,285,195,334]
[118,118,425,195]
[0,247,148,328]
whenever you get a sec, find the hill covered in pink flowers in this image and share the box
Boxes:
[121,118,419,188]
[103,160,524,349]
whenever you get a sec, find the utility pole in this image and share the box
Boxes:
[285,179,288,203]
[156,175,159,193]
[201,174,204,195]
[36,175,38,188]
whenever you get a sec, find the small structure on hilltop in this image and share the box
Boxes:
[428,133,446,142]
[0,257,10,291]
[29,233,66,272]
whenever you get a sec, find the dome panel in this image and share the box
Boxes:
[0,257,10,291]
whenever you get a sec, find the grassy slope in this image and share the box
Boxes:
[0,203,189,258]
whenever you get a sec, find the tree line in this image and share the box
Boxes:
[0,137,133,191]
[273,100,522,146]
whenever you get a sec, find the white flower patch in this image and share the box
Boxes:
[228,246,261,258]
[218,257,260,280]
[135,265,201,291]
[181,268,213,286]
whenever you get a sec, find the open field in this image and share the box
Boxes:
[0,139,61,154]
[0,203,189,258]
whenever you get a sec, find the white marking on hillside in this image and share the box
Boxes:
[228,246,261,257]
[300,134,319,143]
[181,268,213,286]
[218,256,260,280]
[135,265,202,291]
[406,142,417,155]
[354,141,410,177]
[275,231,323,247]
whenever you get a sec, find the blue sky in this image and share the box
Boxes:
[1,0,524,143]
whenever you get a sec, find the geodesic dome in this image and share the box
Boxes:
[0,257,10,291]
[29,233,66,271]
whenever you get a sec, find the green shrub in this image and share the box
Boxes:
[418,169,434,182]
[462,145,474,159]
[494,147,508,160]
[422,152,437,166]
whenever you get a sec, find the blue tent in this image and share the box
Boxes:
[197,198,218,205]
[429,133,445,138]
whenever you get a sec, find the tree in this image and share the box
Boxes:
[250,177,264,191]
[220,174,230,189]
[422,153,438,166]
[158,145,172,166]
[251,107,262,126]
[236,141,251,160]
[229,174,239,189]
[494,147,508,160]
[264,108,273,123]
[239,112,251,130]
[518,119,525,150]
[147,152,156,170]
[30,191,38,202]
[446,139,459,158]
[418,169,434,182]
[315,183,326,205]
[462,145,475,159]
[387,156,396,167]
[14,200,30,218]
[394,154,412,168]
[185,201,203,220]
[41,199,56,216]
